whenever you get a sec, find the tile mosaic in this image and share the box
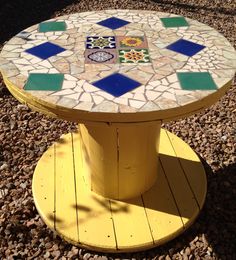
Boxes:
[166,39,205,57]
[85,49,117,64]
[1,10,236,115]
[92,73,141,97]
[160,16,189,28]
[97,17,130,30]
[93,95,105,105]
[16,31,31,39]
[65,93,81,100]
[74,102,94,110]
[62,81,77,89]
[24,73,64,91]
[113,97,128,105]
[83,82,99,92]
[129,99,145,109]
[25,42,66,60]
[177,72,217,90]
[140,101,161,111]
[51,89,75,95]
[56,97,78,108]
[86,36,116,49]
[92,101,118,112]
[146,90,162,100]
[96,91,114,100]
[119,49,151,63]
[117,36,148,48]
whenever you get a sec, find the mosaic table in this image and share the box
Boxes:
[1,10,236,252]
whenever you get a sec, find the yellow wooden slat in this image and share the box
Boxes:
[166,131,207,208]
[142,163,184,245]
[55,133,79,243]
[110,197,154,251]
[117,122,161,199]
[32,144,55,230]
[72,132,117,251]
[159,129,199,225]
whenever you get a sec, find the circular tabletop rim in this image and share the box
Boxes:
[0,9,236,123]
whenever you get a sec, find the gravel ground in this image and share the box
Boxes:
[0,0,236,259]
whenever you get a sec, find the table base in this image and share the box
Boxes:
[32,128,207,253]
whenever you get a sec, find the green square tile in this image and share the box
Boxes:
[160,17,189,28]
[39,21,66,32]
[177,72,217,90]
[24,73,64,91]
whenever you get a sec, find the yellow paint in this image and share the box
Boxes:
[1,71,232,123]
[142,163,184,245]
[117,122,161,199]
[32,144,55,230]
[110,197,154,251]
[72,132,117,251]
[166,131,207,208]
[80,121,161,200]
[159,130,200,225]
[54,133,79,243]
[80,123,119,198]
[32,129,206,252]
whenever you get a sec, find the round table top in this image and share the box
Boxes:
[0,9,236,123]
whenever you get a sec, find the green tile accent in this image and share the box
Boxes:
[24,73,64,91]
[39,21,66,32]
[160,17,189,28]
[177,72,217,90]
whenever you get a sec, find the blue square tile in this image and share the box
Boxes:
[166,39,205,56]
[92,73,141,97]
[97,17,130,30]
[25,42,66,59]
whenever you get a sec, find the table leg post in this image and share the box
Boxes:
[79,121,161,200]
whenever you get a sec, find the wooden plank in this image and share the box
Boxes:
[32,144,55,230]
[72,132,117,251]
[110,197,154,251]
[159,129,199,225]
[166,131,207,208]
[142,163,184,245]
[54,133,79,243]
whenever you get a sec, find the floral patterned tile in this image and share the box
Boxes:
[116,36,148,48]
[119,49,151,63]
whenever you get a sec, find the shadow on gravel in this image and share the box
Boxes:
[0,0,76,45]
[202,161,236,259]
[151,0,236,16]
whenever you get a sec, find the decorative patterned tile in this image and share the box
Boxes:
[160,17,189,28]
[24,73,64,91]
[92,73,141,97]
[97,17,130,30]
[86,36,116,49]
[39,21,67,32]
[166,39,205,57]
[85,49,117,64]
[119,49,151,63]
[177,72,217,90]
[25,42,66,59]
[117,36,148,48]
